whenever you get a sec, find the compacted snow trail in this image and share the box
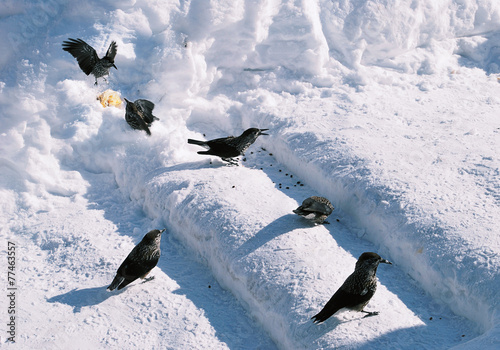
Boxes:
[118,146,477,349]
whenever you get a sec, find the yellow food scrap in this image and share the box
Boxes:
[97,89,122,108]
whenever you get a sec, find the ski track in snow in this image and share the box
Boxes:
[1,0,500,349]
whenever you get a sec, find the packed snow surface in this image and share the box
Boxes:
[1,0,499,349]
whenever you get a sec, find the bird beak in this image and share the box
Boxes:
[159,229,166,233]
[380,258,392,265]
[259,128,269,135]
[124,98,130,103]
[113,64,118,70]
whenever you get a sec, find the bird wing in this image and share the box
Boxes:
[312,287,374,323]
[204,137,241,158]
[297,198,333,215]
[125,110,152,136]
[62,38,99,75]
[134,99,157,123]
[105,41,118,61]
[117,256,159,283]
[312,289,346,323]
[304,201,333,215]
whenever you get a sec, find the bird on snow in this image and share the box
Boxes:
[124,98,159,136]
[293,196,334,224]
[187,128,269,165]
[107,229,165,291]
[311,252,392,323]
[62,38,117,85]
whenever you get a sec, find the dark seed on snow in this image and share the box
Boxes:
[290,175,293,178]
[300,184,304,186]
[429,317,433,320]
[269,153,273,156]
[336,219,340,222]
[286,187,289,189]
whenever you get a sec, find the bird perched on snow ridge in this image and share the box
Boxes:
[124,98,159,136]
[187,128,269,165]
[62,38,117,85]
[311,252,392,323]
[293,196,334,224]
[107,229,165,291]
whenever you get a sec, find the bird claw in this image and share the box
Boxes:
[222,158,239,166]
[141,276,155,283]
[362,311,379,318]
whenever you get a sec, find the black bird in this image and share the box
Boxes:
[312,252,392,323]
[62,38,117,85]
[124,98,158,136]
[107,229,165,291]
[293,196,334,224]
[188,128,269,165]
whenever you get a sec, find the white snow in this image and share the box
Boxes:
[1,0,499,349]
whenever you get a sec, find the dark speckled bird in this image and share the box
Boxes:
[188,128,269,165]
[62,38,117,85]
[312,252,392,323]
[107,229,165,291]
[293,196,334,224]
[124,98,158,136]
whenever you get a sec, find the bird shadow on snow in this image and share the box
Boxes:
[300,313,368,335]
[143,159,228,181]
[235,214,303,256]
[47,286,118,313]
[300,316,429,349]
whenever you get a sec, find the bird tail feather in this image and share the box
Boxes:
[293,208,308,216]
[107,275,125,291]
[188,139,207,146]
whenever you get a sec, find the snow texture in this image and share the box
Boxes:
[1,0,499,349]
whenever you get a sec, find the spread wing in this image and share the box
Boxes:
[62,38,98,75]
[134,99,158,124]
[105,41,117,61]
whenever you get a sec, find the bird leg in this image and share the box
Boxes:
[361,310,379,318]
[222,157,239,166]
[141,276,155,284]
